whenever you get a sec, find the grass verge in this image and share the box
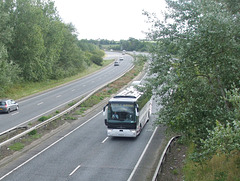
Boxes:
[3,59,113,100]
[183,144,240,181]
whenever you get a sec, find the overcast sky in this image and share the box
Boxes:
[54,0,166,41]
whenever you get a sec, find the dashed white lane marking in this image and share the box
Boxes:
[101,137,109,143]
[69,165,81,176]
[37,102,43,106]
[11,112,19,116]
[0,112,102,180]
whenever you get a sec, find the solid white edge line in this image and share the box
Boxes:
[0,111,102,181]
[127,126,158,181]
[69,165,81,176]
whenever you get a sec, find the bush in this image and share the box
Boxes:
[38,116,51,122]
[90,55,103,66]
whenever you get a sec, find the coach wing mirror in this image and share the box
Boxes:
[136,103,139,111]
[105,119,108,126]
[135,103,139,116]
[103,104,108,116]
[135,108,139,116]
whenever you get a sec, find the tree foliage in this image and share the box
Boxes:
[88,38,151,52]
[120,38,150,52]
[196,88,240,160]
[0,1,21,92]
[145,0,240,152]
[0,0,104,96]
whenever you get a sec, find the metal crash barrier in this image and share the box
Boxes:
[152,135,181,181]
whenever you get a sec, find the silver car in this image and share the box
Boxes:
[0,99,19,113]
[114,61,120,66]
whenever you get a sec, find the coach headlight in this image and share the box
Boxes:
[131,130,136,135]
[107,129,113,133]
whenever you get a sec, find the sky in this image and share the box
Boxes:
[53,0,166,41]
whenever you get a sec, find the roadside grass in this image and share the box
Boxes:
[9,142,24,151]
[74,107,88,116]
[9,130,41,151]
[68,101,78,107]
[4,59,113,100]
[38,115,52,122]
[64,116,77,120]
[183,144,240,181]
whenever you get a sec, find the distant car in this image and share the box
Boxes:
[114,61,120,66]
[119,56,124,61]
[0,99,19,113]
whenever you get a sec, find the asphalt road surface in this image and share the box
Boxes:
[0,52,133,135]
[0,52,166,181]
[0,92,165,181]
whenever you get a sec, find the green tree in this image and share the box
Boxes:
[145,0,240,145]
[90,54,103,66]
[0,45,21,95]
[120,38,149,52]
[40,1,65,79]
[0,0,106,94]
[0,1,20,95]
[10,0,47,81]
[77,40,104,66]
[193,88,240,163]
[53,23,86,79]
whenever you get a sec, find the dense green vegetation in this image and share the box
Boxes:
[85,38,152,52]
[0,0,104,98]
[145,0,240,180]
